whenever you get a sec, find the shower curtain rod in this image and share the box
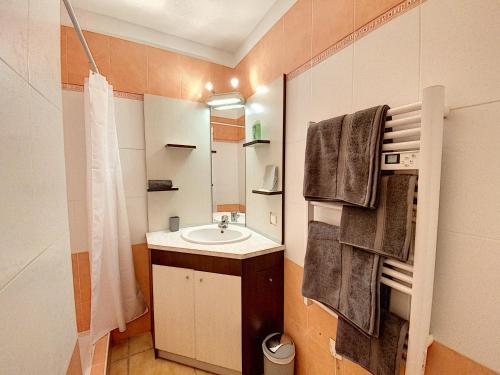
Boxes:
[62,0,100,74]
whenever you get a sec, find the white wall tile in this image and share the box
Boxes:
[119,148,147,198]
[311,45,354,121]
[352,7,420,110]
[0,0,29,78]
[30,88,69,251]
[421,0,500,108]
[284,140,306,205]
[284,200,308,267]
[438,102,500,240]
[286,69,311,144]
[431,230,500,372]
[68,200,88,253]
[0,234,77,375]
[126,196,148,245]
[0,61,35,289]
[115,97,145,150]
[28,0,61,108]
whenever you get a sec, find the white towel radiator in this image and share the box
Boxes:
[303,85,448,375]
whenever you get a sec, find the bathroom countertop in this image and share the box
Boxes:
[146,225,285,259]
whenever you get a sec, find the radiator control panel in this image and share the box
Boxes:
[382,151,419,170]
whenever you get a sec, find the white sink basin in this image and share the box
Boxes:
[181,225,251,245]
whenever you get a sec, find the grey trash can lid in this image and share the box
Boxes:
[262,333,295,364]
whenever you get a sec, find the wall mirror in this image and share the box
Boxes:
[210,106,246,226]
[143,76,285,244]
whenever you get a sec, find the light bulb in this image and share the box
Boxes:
[230,77,239,89]
[205,82,214,92]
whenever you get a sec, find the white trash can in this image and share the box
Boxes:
[262,333,295,375]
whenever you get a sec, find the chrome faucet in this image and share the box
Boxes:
[218,215,229,230]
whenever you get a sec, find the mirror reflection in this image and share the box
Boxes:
[210,106,246,226]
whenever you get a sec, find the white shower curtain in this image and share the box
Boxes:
[84,72,146,344]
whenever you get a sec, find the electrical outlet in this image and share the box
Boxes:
[329,338,342,360]
[269,212,278,225]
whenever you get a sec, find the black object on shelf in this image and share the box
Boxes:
[211,150,217,153]
[252,189,283,195]
[147,187,179,192]
[165,143,197,149]
[243,140,271,147]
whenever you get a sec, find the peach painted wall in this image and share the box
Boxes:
[60,25,234,101]
[71,245,151,339]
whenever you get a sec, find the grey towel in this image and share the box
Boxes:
[302,221,382,336]
[336,311,409,375]
[340,174,417,261]
[336,105,390,208]
[303,106,389,208]
[303,116,345,201]
[148,179,173,191]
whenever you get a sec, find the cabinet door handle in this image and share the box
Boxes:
[185,275,190,280]
[199,278,203,282]
[269,278,273,283]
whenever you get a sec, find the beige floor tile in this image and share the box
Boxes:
[129,332,153,356]
[110,358,128,375]
[111,339,129,363]
[129,349,196,375]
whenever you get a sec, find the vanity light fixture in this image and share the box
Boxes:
[256,85,269,94]
[230,77,239,89]
[205,81,214,92]
[206,92,245,110]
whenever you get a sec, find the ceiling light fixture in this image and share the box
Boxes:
[230,77,239,89]
[206,92,245,110]
[256,85,269,94]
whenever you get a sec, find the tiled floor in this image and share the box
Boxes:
[109,332,213,375]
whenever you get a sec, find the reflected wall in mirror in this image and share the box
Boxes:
[210,106,246,226]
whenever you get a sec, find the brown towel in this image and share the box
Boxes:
[336,311,409,375]
[340,174,417,261]
[303,106,389,208]
[302,221,382,336]
[336,105,390,208]
[303,116,345,201]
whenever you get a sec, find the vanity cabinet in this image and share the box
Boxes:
[152,265,242,371]
[150,249,284,375]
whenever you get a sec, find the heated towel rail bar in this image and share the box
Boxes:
[304,86,447,375]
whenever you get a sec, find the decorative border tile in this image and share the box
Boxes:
[62,83,144,101]
[287,0,421,82]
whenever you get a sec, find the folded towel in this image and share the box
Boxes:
[336,105,390,208]
[340,174,417,261]
[336,311,409,375]
[303,115,345,201]
[148,180,173,191]
[302,221,382,336]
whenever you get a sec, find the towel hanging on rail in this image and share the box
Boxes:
[302,221,383,336]
[303,105,390,208]
[339,174,417,261]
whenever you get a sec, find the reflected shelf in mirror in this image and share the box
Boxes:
[242,140,270,147]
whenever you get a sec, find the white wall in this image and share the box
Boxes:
[62,90,148,251]
[212,141,240,207]
[284,1,500,371]
[0,0,77,373]
[144,94,212,231]
[245,75,284,243]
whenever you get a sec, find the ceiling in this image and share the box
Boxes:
[70,0,279,53]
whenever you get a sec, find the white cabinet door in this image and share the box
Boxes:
[194,271,242,371]
[153,265,195,358]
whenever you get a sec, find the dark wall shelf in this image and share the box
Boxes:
[165,143,196,149]
[147,187,179,192]
[243,140,270,147]
[252,189,283,195]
